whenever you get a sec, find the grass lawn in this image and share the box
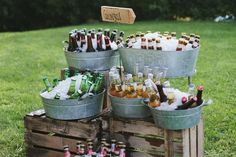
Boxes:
[0,21,236,157]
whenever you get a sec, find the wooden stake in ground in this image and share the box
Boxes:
[101,6,136,24]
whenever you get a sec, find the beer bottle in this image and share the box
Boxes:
[104,36,112,50]
[82,28,87,35]
[143,66,149,79]
[167,92,175,105]
[156,83,167,102]
[86,34,95,52]
[119,31,125,39]
[63,145,71,157]
[98,28,103,33]
[156,38,162,50]
[104,28,110,37]
[54,93,60,99]
[91,29,95,39]
[149,94,160,108]
[52,78,59,87]
[76,141,82,155]
[119,144,126,157]
[164,31,169,36]
[130,34,135,44]
[125,74,137,98]
[43,77,53,92]
[110,32,117,43]
[67,78,76,95]
[176,96,197,110]
[93,77,103,94]
[136,72,144,98]
[176,38,184,51]
[133,62,139,82]
[111,139,117,153]
[182,96,188,104]
[166,35,172,40]
[116,40,123,48]
[87,142,94,155]
[171,32,176,39]
[64,68,70,79]
[80,75,88,94]
[68,31,74,51]
[148,38,153,49]
[148,73,154,81]
[153,66,160,83]
[196,85,203,106]
[97,32,104,51]
[189,33,195,44]
[142,79,156,98]
[80,31,86,49]
[135,33,141,42]
[70,89,82,99]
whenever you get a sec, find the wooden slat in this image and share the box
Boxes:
[182,128,190,157]
[197,118,204,157]
[24,116,100,139]
[164,130,175,157]
[190,126,197,157]
[129,152,164,157]
[27,146,63,157]
[111,118,164,137]
[25,131,86,153]
[112,133,165,152]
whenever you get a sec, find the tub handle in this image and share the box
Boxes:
[201,99,213,107]
[142,98,150,105]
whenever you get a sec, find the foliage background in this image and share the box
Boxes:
[0,0,235,31]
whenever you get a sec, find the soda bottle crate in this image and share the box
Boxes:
[102,114,204,157]
[24,109,105,157]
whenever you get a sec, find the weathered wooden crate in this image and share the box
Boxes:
[24,109,103,157]
[102,115,204,157]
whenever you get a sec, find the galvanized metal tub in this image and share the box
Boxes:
[119,47,200,78]
[109,94,151,119]
[64,49,120,71]
[149,100,211,130]
[40,90,105,120]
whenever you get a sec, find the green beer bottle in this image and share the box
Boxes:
[80,76,88,94]
[70,90,83,99]
[64,69,70,79]
[67,78,76,95]
[43,77,53,92]
[93,77,103,94]
[52,78,59,87]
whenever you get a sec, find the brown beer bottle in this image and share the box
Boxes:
[196,85,203,106]
[110,32,117,43]
[63,145,71,157]
[104,36,112,50]
[156,84,167,102]
[86,34,95,52]
[149,94,161,108]
[141,37,147,49]
[104,28,110,37]
[136,72,144,98]
[96,32,104,51]
[148,38,154,49]
[80,31,86,49]
[125,74,137,98]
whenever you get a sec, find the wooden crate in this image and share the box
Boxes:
[103,116,204,157]
[24,109,103,157]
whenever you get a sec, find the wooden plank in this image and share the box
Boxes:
[112,133,165,153]
[111,118,164,137]
[101,6,136,24]
[197,118,204,157]
[190,126,197,157]
[27,146,63,157]
[129,152,164,157]
[25,131,86,153]
[164,130,175,157]
[24,116,100,139]
[182,128,190,157]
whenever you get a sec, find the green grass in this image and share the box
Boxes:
[0,21,236,157]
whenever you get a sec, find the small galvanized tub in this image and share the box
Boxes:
[149,99,212,130]
[64,49,120,71]
[109,94,151,119]
[40,90,105,120]
[119,47,200,78]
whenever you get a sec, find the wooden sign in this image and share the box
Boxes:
[101,6,136,24]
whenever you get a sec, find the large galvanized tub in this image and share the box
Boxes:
[40,90,105,120]
[109,94,151,119]
[64,49,120,71]
[149,99,212,130]
[119,47,200,78]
